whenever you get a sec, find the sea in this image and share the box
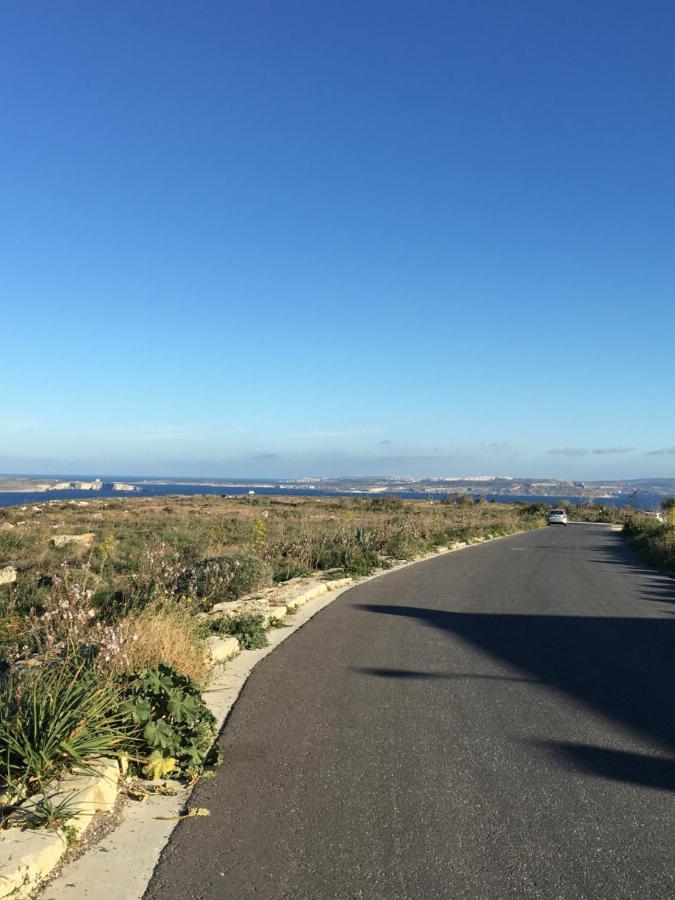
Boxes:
[0,479,663,510]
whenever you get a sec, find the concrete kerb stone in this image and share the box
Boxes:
[41,526,539,900]
[285,583,328,609]
[0,828,65,899]
[25,758,120,836]
[0,758,120,898]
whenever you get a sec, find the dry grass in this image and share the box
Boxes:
[0,493,550,669]
[117,600,209,686]
[624,518,675,573]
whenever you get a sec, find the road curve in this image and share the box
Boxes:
[145,525,674,900]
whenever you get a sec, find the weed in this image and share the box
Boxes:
[62,823,79,848]
[121,663,216,779]
[177,554,272,608]
[3,793,79,832]
[0,653,126,800]
[209,613,269,650]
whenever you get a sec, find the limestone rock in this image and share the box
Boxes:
[51,533,96,549]
[210,597,271,618]
[206,635,240,662]
[0,565,17,586]
[267,605,287,623]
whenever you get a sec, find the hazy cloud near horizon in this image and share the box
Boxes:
[1,442,672,483]
[547,448,588,456]
[592,447,636,455]
[548,446,637,457]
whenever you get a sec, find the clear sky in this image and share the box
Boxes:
[2,1,674,480]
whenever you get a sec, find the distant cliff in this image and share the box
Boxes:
[47,479,103,491]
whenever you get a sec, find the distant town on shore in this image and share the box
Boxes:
[1,473,674,503]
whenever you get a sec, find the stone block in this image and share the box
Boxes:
[205,635,240,663]
[0,828,65,898]
[20,758,119,837]
[266,606,287,623]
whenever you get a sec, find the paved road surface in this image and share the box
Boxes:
[145,525,674,899]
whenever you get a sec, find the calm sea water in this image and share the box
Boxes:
[0,483,662,510]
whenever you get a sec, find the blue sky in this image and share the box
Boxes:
[2,1,674,480]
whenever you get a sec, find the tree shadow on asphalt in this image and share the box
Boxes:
[355,603,675,792]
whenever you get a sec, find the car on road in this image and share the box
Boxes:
[547,508,568,526]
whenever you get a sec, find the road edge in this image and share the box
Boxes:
[41,526,544,900]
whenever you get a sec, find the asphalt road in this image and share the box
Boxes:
[145,525,674,900]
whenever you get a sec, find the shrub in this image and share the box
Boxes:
[176,554,272,608]
[210,613,269,650]
[272,559,311,582]
[306,530,381,576]
[382,530,420,560]
[117,601,209,686]
[0,653,126,800]
[661,498,675,525]
[364,497,404,512]
[120,663,216,779]
[519,503,548,517]
[623,520,675,572]
[123,542,185,608]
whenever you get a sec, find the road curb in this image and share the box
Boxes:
[0,759,120,898]
[39,526,542,899]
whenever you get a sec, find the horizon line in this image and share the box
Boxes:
[1,471,674,485]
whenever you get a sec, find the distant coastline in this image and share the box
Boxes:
[0,474,672,511]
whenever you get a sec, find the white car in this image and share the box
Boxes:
[547,508,568,526]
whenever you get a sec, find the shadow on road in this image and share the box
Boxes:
[353,667,539,684]
[531,741,675,792]
[587,536,675,609]
[355,603,675,792]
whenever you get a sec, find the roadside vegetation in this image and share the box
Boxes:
[0,491,652,829]
[622,499,675,573]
